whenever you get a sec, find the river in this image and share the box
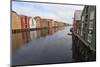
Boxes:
[11,26,74,65]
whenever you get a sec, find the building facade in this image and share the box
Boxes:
[34,16,41,28]
[20,15,31,30]
[72,6,96,61]
[40,19,49,28]
[11,11,21,30]
[80,6,96,49]
[73,10,82,34]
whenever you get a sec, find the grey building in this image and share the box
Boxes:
[72,5,96,61]
[80,5,96,50]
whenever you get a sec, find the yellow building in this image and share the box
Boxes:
[11,11,21,30]
[34,16,41,28]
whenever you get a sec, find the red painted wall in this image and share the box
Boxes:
[20,16,31,30]
[27,17,31,29]
[20,16,25,29]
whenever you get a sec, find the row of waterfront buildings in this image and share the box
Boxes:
[71,5,96,61]
[11,11,66,33]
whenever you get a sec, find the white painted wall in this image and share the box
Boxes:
[74,10,82,20]
[29,18,36,29]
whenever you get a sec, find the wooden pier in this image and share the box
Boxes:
[72,32,96,61]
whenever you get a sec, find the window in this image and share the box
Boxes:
[81,22,84,29]
[90,11,95,20]
[85,15,88,22]
[89,21,93,29]
[88,30,93,34]
[77,29,79,34]
[87,33,92,43]
[16,16,20,23]
[81,31,83,36]
[80,23,83,36]
[82,16,84,22]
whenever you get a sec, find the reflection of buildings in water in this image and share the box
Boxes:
[58,26,65,30]
[35,29,48,39]
[36,29,41,39]
[40,29,48,37]
[22,31,31,43]
[35,27,65,39]
[12,31,31,51]
[48,28,54,35]
[35,28,56,39]
[54,28,58,32]
[12,26,65,51]
[30,31,37,41]
[12,33,22,51]
[57,26,64,30]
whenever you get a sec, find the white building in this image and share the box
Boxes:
[74,10,82,20]
[29,17,36,29]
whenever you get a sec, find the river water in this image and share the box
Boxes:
[11,26,74,65]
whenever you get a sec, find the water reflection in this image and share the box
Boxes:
[22,32,31,43]
[12,26,73,65]
[30,31,37,41]
[12,26,64,51]
[12,33,23,51]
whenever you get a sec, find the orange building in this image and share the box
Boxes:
[54,21,59,27]
[58,22,65,27]
[11,11,21,30]
[51,20,55,27]
[41,19,48,28]
[34,16,41,28]
[48,19,53,28]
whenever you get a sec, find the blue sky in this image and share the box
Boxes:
[12,1,84,24]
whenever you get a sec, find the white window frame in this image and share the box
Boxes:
[89,21,93,29]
